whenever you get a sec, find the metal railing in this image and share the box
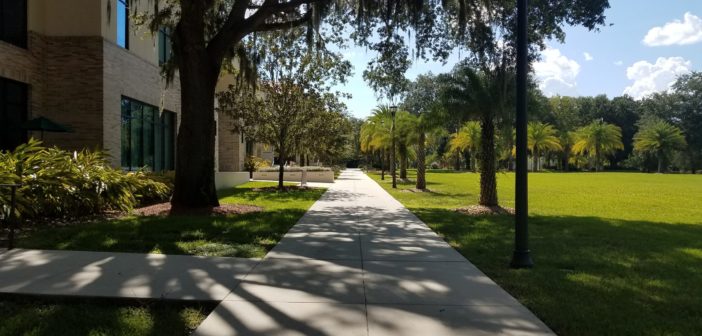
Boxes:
[1,183,21,249]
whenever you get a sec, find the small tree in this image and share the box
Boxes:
[217,29,349,190]
[633,119,687,173]
[527,122,562,171]
[243,155,270,179]
[572,120,624,172]
[449,121,481,172]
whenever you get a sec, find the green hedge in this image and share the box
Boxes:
[0,139,170,221]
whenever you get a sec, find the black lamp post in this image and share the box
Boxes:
[389,105,397,189]
[511,0,534,268]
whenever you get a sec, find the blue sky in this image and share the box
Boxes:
[336,1,702,119]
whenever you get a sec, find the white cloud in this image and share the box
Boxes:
[584,52,593,61]
[533,47,581,97]
[643,12,702,46]
[623,57,692,99]
[614,60,624,66]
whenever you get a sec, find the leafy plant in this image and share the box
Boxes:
[0,139,170,221]
[243,156,271,178]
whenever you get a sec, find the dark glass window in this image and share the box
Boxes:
[0,0,28,48]
[117,0,129,49]
[0,77,28,151]
[158,28,172,65]
[120,97,175,171]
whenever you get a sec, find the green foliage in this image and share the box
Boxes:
[0,139,170,221]
[633,119,687,172]
[527,122,562,171]
[243,156,270,173]
[572,120,624,171]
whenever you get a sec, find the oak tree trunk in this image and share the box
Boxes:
[416,132,426,190]
[479,116,498,206]
[170,14,220,209]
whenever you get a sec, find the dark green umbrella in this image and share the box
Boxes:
[22,116,73,140]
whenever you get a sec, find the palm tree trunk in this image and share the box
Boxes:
[657,150,664,173]
[381,148,385,180]
[479,116,498,206]
[400,153,407,179]
[532,149,538,172]
[454,151,461,171]
[416,132,426,190]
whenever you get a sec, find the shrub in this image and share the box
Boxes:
[244,156,271,177]
[0,139,171,221]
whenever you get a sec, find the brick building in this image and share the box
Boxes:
[0,0,273,172]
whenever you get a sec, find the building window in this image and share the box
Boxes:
[0,0,28,48]
[120,97,175,171]
[245,140,254,156]
[0,77,28,151]
[117,0,129,49]
[158,28,172,65]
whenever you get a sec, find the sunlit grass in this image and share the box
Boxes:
[370,170,702,335]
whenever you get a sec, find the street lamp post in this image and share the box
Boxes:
[389,105,397,188]
[511,0,534,268]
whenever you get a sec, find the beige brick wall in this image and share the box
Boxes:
[103,40,181,167]
[41,36,104,152]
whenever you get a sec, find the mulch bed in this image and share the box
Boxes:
[134,202,263,217]
[455,205,515,216]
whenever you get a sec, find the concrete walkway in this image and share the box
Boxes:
[194,169,553,335]
[0,249,259,300]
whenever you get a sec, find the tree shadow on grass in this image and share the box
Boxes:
[410,207,702,336]
[0,293,216,336]
[15,208,309,258]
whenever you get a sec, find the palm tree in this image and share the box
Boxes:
[449,121,481,172]
[634,119,687,173]
[527,122,562,171]
[439,63,514,206]
[572,120,624,172]
[360,107,392,179]
[395,111,419,180]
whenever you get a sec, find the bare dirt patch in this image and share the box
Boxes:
[134,202,263,217]
[455,205,515,216]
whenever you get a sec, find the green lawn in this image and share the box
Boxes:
[0,295,213,336]
[16,182,326,258]
[370,170,702,336]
